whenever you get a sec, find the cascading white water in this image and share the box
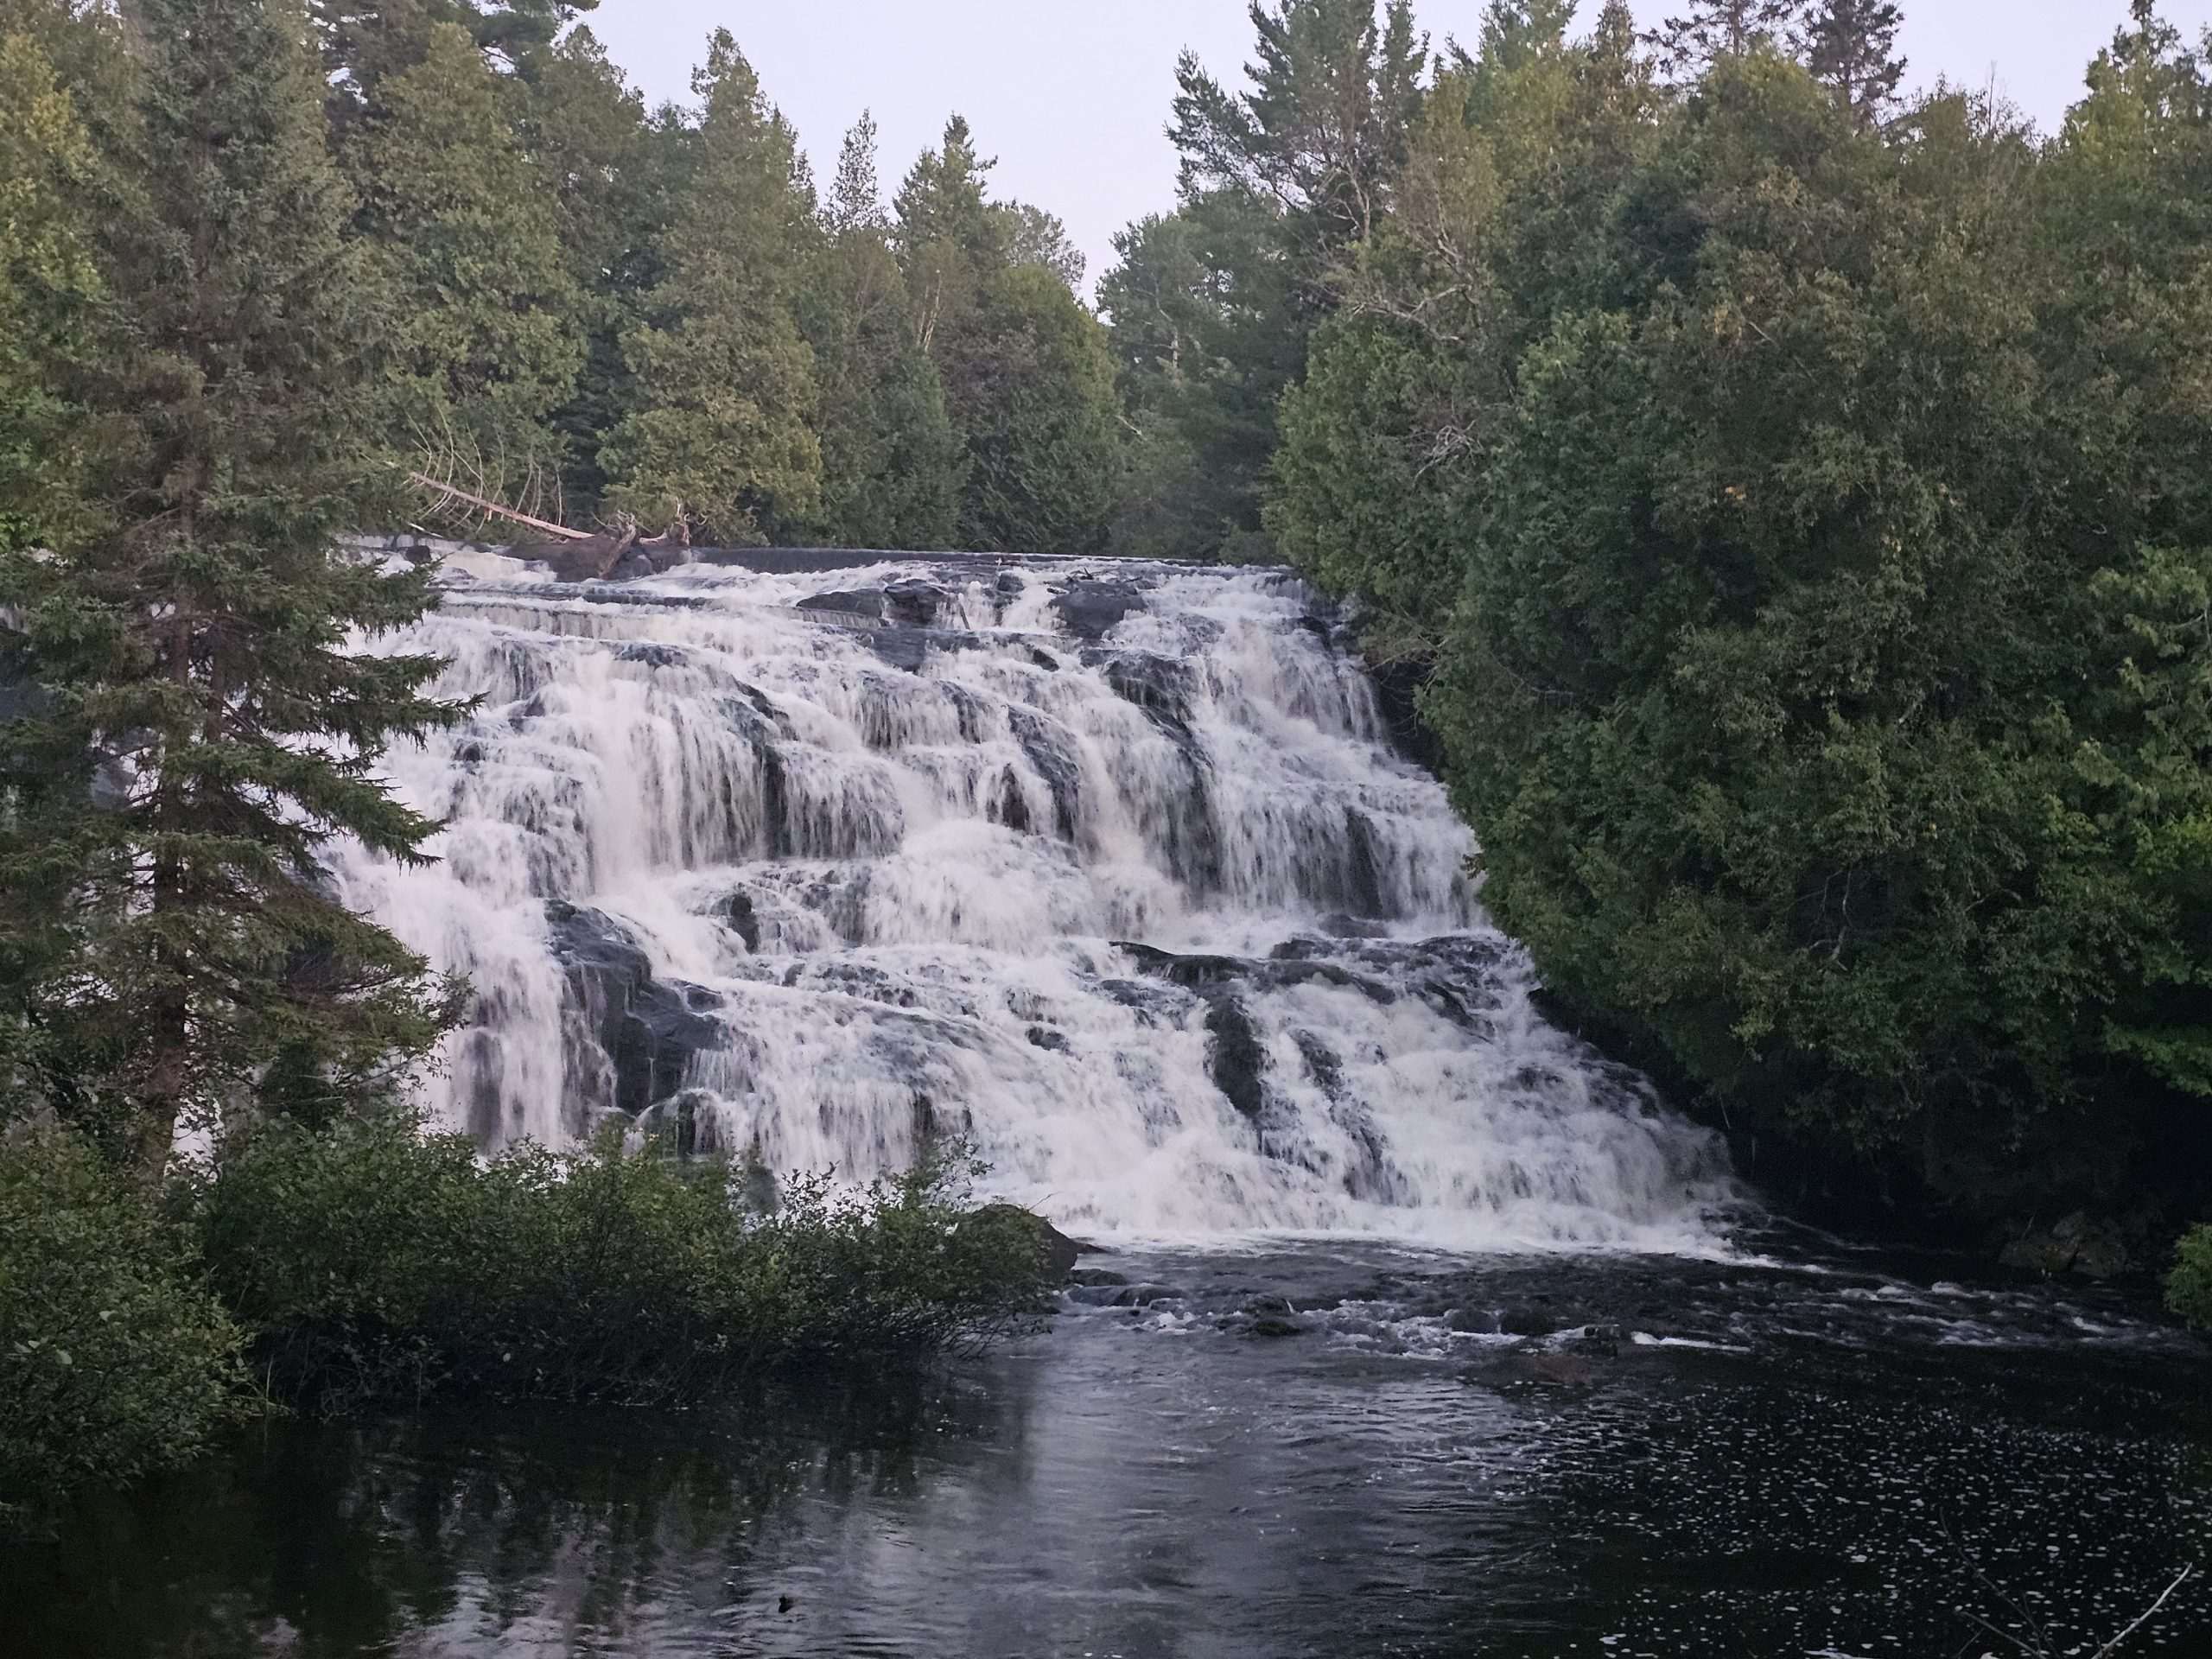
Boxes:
[329,547,1737,1249]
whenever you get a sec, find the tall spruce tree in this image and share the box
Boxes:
[0,0,463,1172]
[524,24,677,515]
[353,21,583,497]
[796,113,962,548]
[1646,0,1805,78]
[895,117,1119,555]
[0,17,105,553]
[601,29,821,542]
[1797,0,1906,127]
[1102,0,1426,562]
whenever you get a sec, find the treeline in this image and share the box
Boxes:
[1153,2,2212,1257]
[3,0,1120,556]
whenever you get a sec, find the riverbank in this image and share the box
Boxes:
[0,1119,1056,1535]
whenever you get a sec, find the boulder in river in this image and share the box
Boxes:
[968,1202,1087,1279]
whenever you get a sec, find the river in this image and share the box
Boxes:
[5,1236,2206,1656]
[6,548,2202,1655]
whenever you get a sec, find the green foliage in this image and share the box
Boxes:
[191,1115,1055,1408]
[1268,7,2212,1217]
[601,29,820,542]
[791,113,963,549]
[351,20,583,486]
[945,266,1121,556]
[0,3,120,552]
[2167,1224,2212,1326]
[1796,1,1906,128]
[0,0,467,1174]
[0,1129,247,1528]
[896,116,1120,556]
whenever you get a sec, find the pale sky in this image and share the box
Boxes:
[584,2,2212,297]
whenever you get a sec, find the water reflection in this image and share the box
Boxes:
[5,1243,2210,1657]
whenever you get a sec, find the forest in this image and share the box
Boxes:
[8,0,2212,1527]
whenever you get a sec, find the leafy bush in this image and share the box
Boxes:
[0,1129,247,1525]
[2166,1226,2212,1328]
[191,1116,1053,1409]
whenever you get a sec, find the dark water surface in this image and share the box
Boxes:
[8,1237,2210,1658]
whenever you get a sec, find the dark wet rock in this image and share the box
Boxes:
[1114,941,1396,1004]
[992,767,1033,835]
[1052,578,1148,642]
[1068,1268,1128,1288]
[883,578,947,627]
[634,1087,714,1157]
[1246,1316,1309,1338]
[1096,977,1185,1027]
[797,588,886,623]
[1497,1352,1599,1387]
[1205,997,1268,1121]
[1498,1306,1557,1338]
[1342,808,1386,918]
[1244,1294,1295,1316]
[1027,647,1061,673]
[1026,1026,1071,1053]
[969,1203,1084,1279]
[1110,1284,1181,1307]
[1446,1306,1503,1335]
[544,900,725,1117]
[1091,650,1199,736]
[1563,1323,1624,1358]
[1292,1030,1343,1096]
[1009,708,1082,840]
[725,890,760,953]
[1997,1211,2138,1280]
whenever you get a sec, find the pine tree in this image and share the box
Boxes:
[524,23,675,513]
[1584,0,1655,124]
[1796,0,1906,127]
[798,112,962,549]
[825,109,886,239]
[601,29,821,541]
[1171,0,1426,251]
[0,0,464,1174]
[1645,0,1805,79]
[353,21,582,496]
[0,18,105,553]
[1454,0,1577,119]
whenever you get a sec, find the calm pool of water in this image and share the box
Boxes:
[7,1236,2209,1657]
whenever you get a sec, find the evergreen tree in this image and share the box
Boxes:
[0,0,463,1175]
[824,109,887,239]
[353,21,583,495]
[1453,0,1576,120]
[601,30,820,541]
[1796,0,1906,127]
[524,24,675,513]
[796,113,962,549]
[0,17,105,552]
[893,116,1120,554]
[1646,0,1805,79]
[893,114,1007,355]
[995,201,1086,291]
[945,266,1121,556]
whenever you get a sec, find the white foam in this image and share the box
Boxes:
[327,553,1738,1251]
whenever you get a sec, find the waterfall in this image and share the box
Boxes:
[329,548,1737,1250]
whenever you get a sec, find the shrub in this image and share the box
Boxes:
[191,1115,1052,1409]
[2166,1226,2212,1328]
[0,1129,247,1526]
